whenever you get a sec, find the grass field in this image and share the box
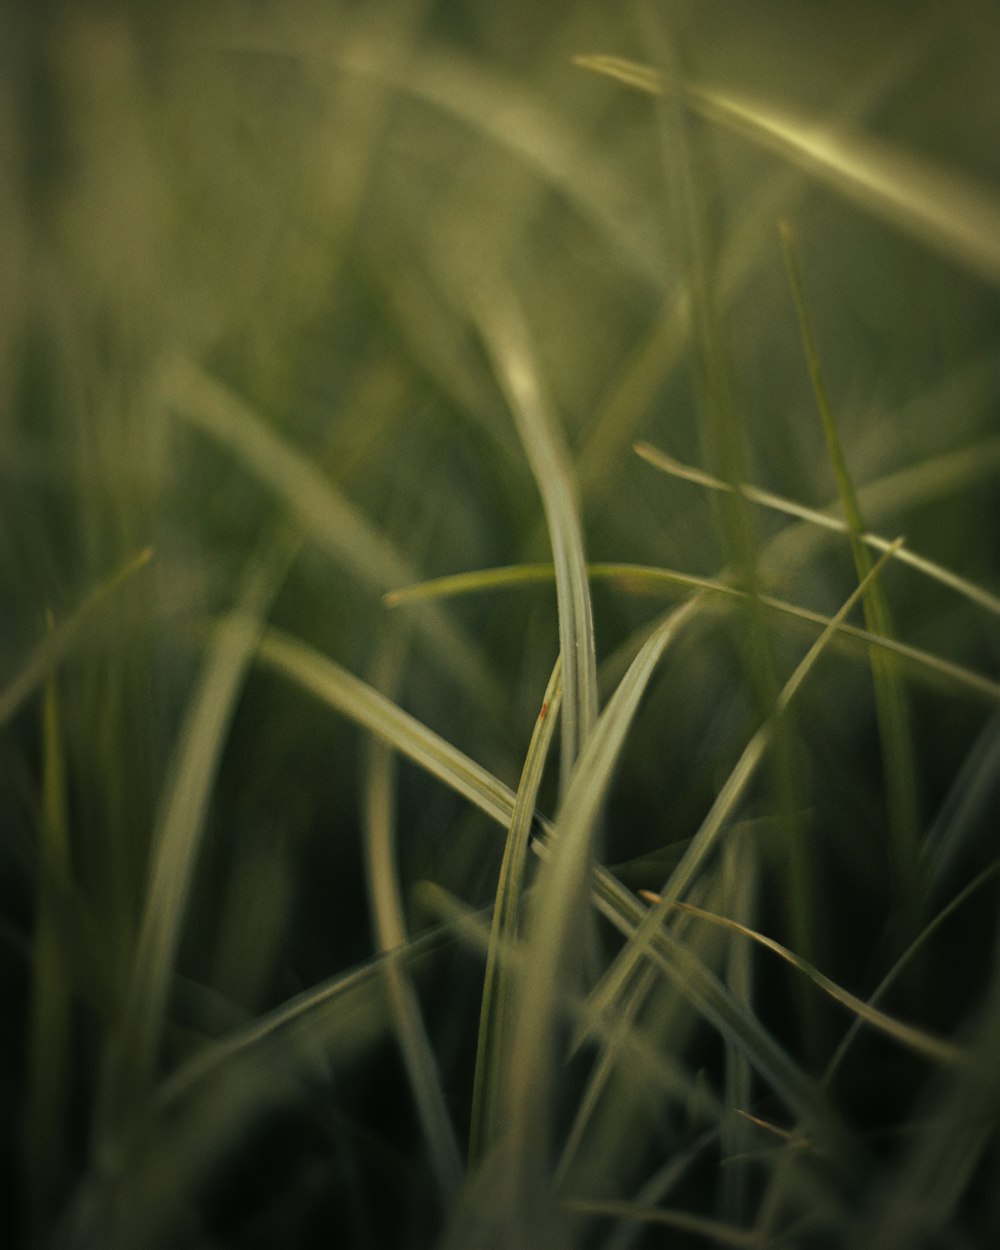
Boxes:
[3,2,999,1247]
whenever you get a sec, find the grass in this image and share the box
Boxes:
[3,2,1000,1247]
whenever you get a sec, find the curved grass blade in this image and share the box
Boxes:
[573,28,934,518]
[587,868,859,1170]
[573,55,1000,285]
[422,881,710,1126]
[470,659,563,1165]
[642,898,964,1068]
[213,28,659,282]
[587,543,903,1031]
[157,923,453,1112]
[95,547,287,1150]
[387,562,1000,704]
[376,49,661,282]
[601,1125,729,1250]
[822,862,1000,1086]
[256,629,518,828]
[782,223,921,931]
[0,547,153,727]
[494,598,703,1230]
[635,442,1000,617]
[555,891,711,1191]
[364,644,464,1202]
[476,291,598,789]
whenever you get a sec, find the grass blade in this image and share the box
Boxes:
[781,223,921,931]
[587,867,859,1170]
[587,542,903,1029]
[421,881,716,1119]
[95,549,286,1150]
[497,598,703,1227]
[573,55,1000,284]
[388,562,1000,704]
[256,629,518,828]
[822,862,1000,1086]
[66,925,453,1250]
[642,899,964,1068]
[363,645,464,1201]
[476,292,598,788]
[635,441,1000,617]
[470,659,563,1165]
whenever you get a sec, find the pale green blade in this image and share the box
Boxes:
[495,597,704,1229]
[587,544,902,1030]
[635,441,1000,617]
[388,562,1000,704]
[782,223,921,931]
[822,862,1000,1085]
[364,690,464,1200]
[256,628,519,827]
[476,290,598,788]
[573,55,1000,284]
[95,550,286,1148]
[254,620,858,1176]
[650,900,963,1068]
[469,659,563,1164]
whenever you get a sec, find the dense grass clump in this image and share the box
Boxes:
[3,2,999,1247]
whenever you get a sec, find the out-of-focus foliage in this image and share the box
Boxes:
[2,2,998,1247]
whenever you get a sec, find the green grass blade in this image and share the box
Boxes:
[0,547,154,728]
[495,598,703,1223]
[601,1126,728,1250]
[477,291,598,789]
[781,223,922,930]
[421,880,717,1111]
[822,862,1000,1086]
[573,28,931,518]
[385,50,661,281]
[635,441,1000,616]
[256,629,519,827]
[364,696,464,1201]
[651,900,963,1068]
[385,564,559,606]
[573,55,1000,284]
[555,904,707,1191]
[95,551,285,1149]
[156,924,454,1112]
[389,563,1000,704]
[586,867,858,1169]
[587,543,902,1029]
[469,659,563,1165]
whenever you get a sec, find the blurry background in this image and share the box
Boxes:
[2,1,998,1246]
